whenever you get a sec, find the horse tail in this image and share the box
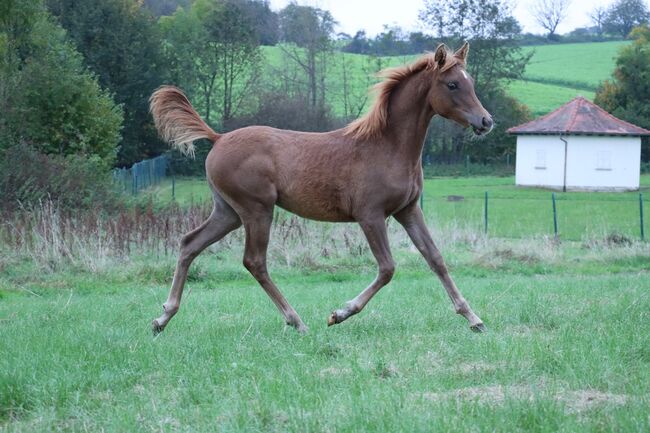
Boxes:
[149,86,220,157]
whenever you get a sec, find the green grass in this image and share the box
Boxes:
[506,81,595,117]
[521,41,628,91]
[2,232,650,431]
[506,41,628,116]
[422,175,650,241]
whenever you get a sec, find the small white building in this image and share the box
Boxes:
[508,97,650,191]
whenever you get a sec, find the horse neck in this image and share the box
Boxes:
[384,71,435,163]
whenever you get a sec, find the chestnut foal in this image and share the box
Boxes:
[150,43,492,335]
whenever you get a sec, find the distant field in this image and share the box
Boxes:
[261,41,627,119]
[506,80,595,117]
[511,41,627,116]
[149,175,649,242]
[521,41,627,91]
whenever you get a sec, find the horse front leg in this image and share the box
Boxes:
[328,218,395,326]
[394,202,485,332]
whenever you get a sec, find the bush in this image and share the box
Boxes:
[0,144,121,211]
[0,7,122,166]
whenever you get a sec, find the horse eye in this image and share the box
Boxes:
[447,82,458,90]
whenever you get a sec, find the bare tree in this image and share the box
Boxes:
[339,53,385,120]
[589,6,607,38]
[532,0,571,40]
[279,4,335,110]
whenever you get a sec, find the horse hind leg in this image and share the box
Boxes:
[152,193,241,334]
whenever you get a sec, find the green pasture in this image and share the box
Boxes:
[520,41,627,91]
[149,175,649,241]
[2,229,650,431]
[506,81,595,117]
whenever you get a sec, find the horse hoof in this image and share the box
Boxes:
[470,323,486,333]
[327,312,338,326]
[152,319,164,335]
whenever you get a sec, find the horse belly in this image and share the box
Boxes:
[276,189,354,222]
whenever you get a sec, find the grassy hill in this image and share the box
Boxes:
[510,41,628,116]
[262,41,628,119]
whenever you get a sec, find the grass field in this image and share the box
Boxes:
[506,80,595,117]
[3,176,649,431]
[150,175,650,241]
[520,41,627,91]
[2,213,650,431]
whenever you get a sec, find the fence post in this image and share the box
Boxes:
[552,192,558,238]
[640,193,645,241]
[484,191,488,235]
[172,174,176,201]
[465,155,470,176]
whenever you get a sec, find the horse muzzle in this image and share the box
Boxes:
[471,115,493,136]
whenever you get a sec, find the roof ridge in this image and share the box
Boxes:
[566,97,583,132]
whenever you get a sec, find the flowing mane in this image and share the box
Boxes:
[344,50,463,140]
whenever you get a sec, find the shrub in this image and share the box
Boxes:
[0,144,121,211]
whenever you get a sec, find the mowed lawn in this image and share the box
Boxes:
[150,175,650,241]
[2,233,650,431]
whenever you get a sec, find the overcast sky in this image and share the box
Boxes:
[268,0,623,37]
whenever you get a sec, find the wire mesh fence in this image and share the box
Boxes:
[112,154,169,195]
[422,190,647,241]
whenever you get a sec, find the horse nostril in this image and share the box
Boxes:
[482,117,493,129]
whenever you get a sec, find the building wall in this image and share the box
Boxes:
[565,136,640,190]
[515,135,641,191]
[515,135,566,188]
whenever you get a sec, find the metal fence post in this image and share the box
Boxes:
[552,192,558,238]
[484,191,488,235]
[640,193,645,241]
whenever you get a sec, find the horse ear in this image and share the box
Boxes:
[434,44,448,69]
[455,41,469,61]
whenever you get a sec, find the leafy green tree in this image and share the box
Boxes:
[161,0,262,127]
[595,25,650,161]
[46,0,165,166]
[604,0,650,38]
[0,0,122,165]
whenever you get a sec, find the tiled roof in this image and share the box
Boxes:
[507,96,650,136]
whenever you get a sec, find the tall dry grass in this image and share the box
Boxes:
[1,200,648,274]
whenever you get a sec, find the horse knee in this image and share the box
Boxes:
[243,255,266,277]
